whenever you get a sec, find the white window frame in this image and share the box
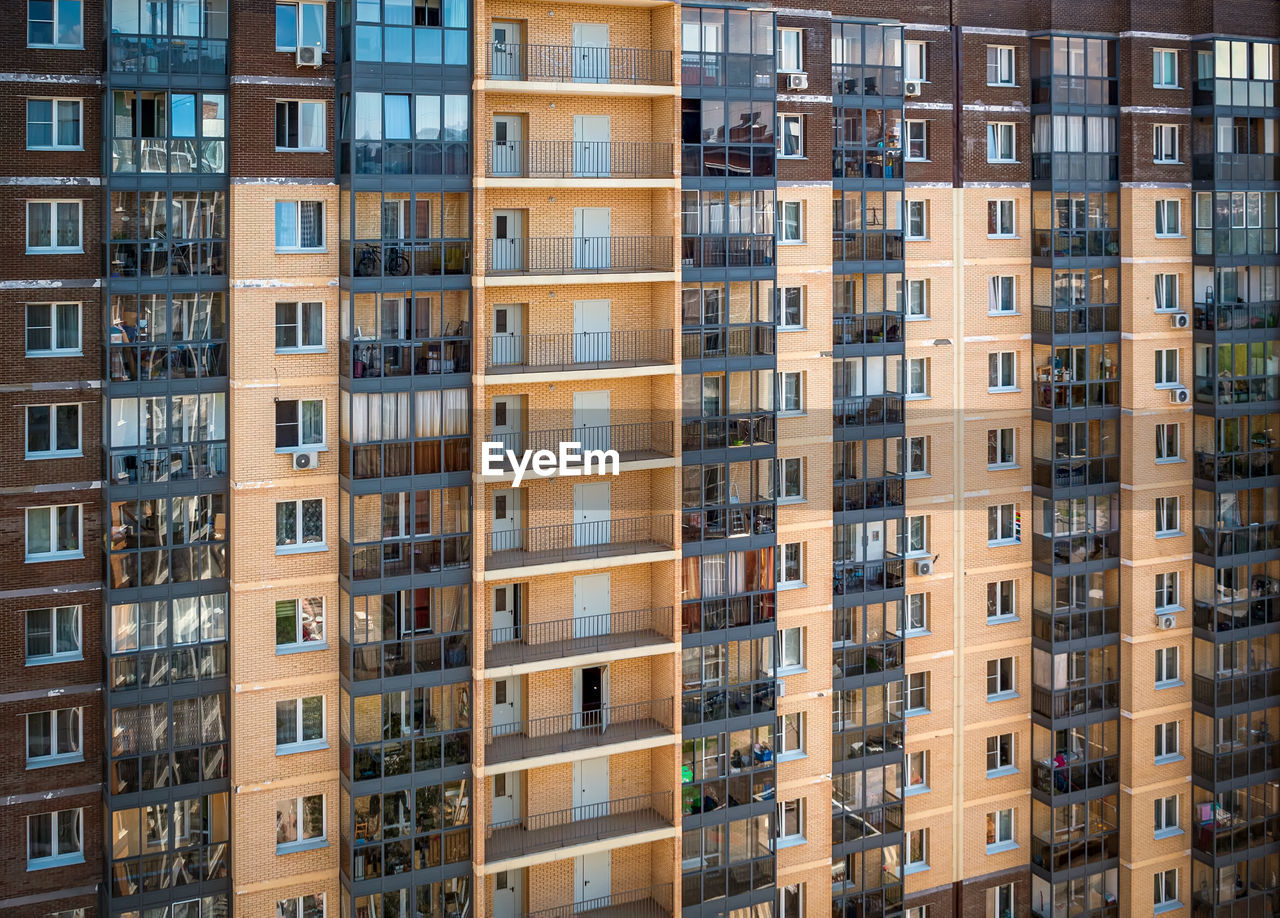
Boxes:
[987,199,1015,237]
[275,200,325,252]
[277,793,327,853]
[986,123,1016,163]
[1155,571,1180,611]
[26,200,83,254]
[779,541,804,586]
[778,711,804,758]
[777,798,805,845]
[277,895,326,918]
[1155,496,1180,537]
[988,351,1017,392]
[777,28,803,73]
[1155,200,1181,237]
[779,884,803,918]
[26,707,83,768]
[988,503,1017,546]
[25,403,82,459]
[905,748,929,794]
[276,597,327,653]
[778,286,804,329]
[988,884,1015,918]
[276,695,326,753]
[778,456,803,500]
[905,120,927,161]
[276,498,326,553]
[778,200,803,243]
[1153,49,1179,88]
[778,626,804,672]
[987,580,1015,622]
[27,808,84,870]
[25,605,82,664]
[25,504,82,562]
[986,733,1015,775]
[1154,124,1180,163]
[906,200,927,239]
[28,0,83,49]
[1154,721,1180,761]
[275,0,328,52]
[275,398,326,452]
[777,113,804,158]
[275,100,327,152]
[905,672,929,714]
[905,514,928,556]
[1154,274,1179,312]
[905,40,927,82]
[987,45,1015,86]
[1154,348,1179,388]
[987,657,1015,700]
[988,275,1016,314]
[276,300,325,352]
[906,435,928,478]
[1154,868,1180,910]
[988,427,1015,468]
[1155,423,1180,462]
[906,357,929,398]
[905,827,929,872]
[779,371,803,414]
[26,98,83,151]
[1154,795,1179,837]
[1155,646,1180,687]
[987,808,1015,852]
[25,303,82,356]
[905,592,928,634]
[906,278,928,318]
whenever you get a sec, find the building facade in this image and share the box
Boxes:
[1,2,1278,918]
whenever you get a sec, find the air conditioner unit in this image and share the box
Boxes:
[292,451,320,470]
[776,679,786,698]
[914,558,933,576]
[1170,312,1190,329]
[296,45,322,67]
[1157,614,1176,630]
[1169,387,1190,404]
[904,80,923,97]
[786,72,808,90]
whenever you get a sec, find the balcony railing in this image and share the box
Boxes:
[681,414,775,452]
[1031,531,1120,566]
[1194,300,1280,332]
[487,236,672,275]
[486,330,673,374]
[486,141,675,179]
[833,475,905,514]
[109,35,228,76]
[1195,446,1279,482]
[680,235,774,269]
[487,422,673,467]
[834,395,904,430]
[347,241,472,278]
[1030,829,1119,874]
[830,65,904,98]
[833,314,904,347]
[1032,756,1118,795]
[1031,304,1121,336]
[1032,456,1120,490]
[1031,606,1119,644]
[486,43,673,84]
[832,233,904,263]
[1194,522,1280,559]
[833,557,905,597]
[1031,683,1119,720]
[682,502,775,542]
[681,324,775,360]
[1192,152,1280,183]
[1193,740,1280,784]
[486,606,673,669]
[487,791,674,862]
[485,698,674,764]
[525,883,673,918]
[1193,670,1280,708]
[486,515,675,570]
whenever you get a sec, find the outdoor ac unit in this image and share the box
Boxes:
[296,45,322,67]
[786,72,808,90]
[905,80,923,97]
[1170,312,1190,329]
[293,451,320,470]
[776,679,786,698]
[1169,387,1190,404]
[1157,614,1176,630]
[914,558,933,576]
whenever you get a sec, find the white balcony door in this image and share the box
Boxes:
[571,23,609,83]
[573,298,611,363]
[493,868,521,918]
[573,481,611,547]
[572,389,610,455]
[491,22,522,79]
[491,303,523,366]
[491,771,520,825]
[492,209,524,272]
[492,115,523,176]
[575,851,611,907]
[572,572,611,639]
[573,207,611,270]
[492,584,520,643]
[492,395,522,456]
[573,114,611,177]
[573,756,610,815]
[491,676,520,736]
[492,488,522,552]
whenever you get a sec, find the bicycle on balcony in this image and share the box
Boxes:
[356,243,411,277]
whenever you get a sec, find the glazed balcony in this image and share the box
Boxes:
[680,235,775,269]
[832,314,905,348]
[109,34,228,77]
[1031,682,1119,720]
[485,330,673,375]
[1032,756,1119,796]
[1193,667,1280,708]
[485,43,673,86]
[1031,604,1120,644]
[486,515,674,571]
[486,236,673,276]
[486,422,673,472]
[1193,738,1280,783]
[681,414,775,452]
[834,395,904,432]
[833,474,905,515]
[832,556,905,597]
[484,698,675,766]
[485,141,675,180]
[527,885,673,918]
[1030,304,1121,337]
[1194,299,1280,332]
[1192,580,1280,633]
[484,606,674,671]
[486,791,674,863]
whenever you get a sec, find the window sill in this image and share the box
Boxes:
[987,82,1019,88]
[987,160,1020,166]
[275,445,329,454]
[28,853,85,871]
[26,551,85,564]
[277,837,329,855]
[776,835,806,850]
[1155,531,1184,540]
[988,310,1019,318]
[904,628,930,638]
[905,236,929,243]
[1154,753,1184,766]
[26,351,83,359]
[986,691,1019,703]
[27,146,84,153]
[987,538,1019,548]
[778,326,806,333]
[1157,604,1184,616]
[26,653,83,667]
[905,551,929,560]
[25,451,83,461]
[27,753,84,770]
[1155,457,1184,465]
[276,347,328,355]
[985,841,1018,855]
[986,615,1019,626]
[987,387,1020,395]
[277,641,328,656]
[1153,902,1183,916]
[777,155,807,161]
[28,43,86,51]
[905,394,930,401]
[987,234,1019,240]
[903,863,930,877]
[1155,234,1185,239]
[776,496,806,506]
[778,240,804,246]
[27,248,84,256]
[905,708,930,719]
[1154,384,1182,391]
[277,740,329,756]
[276,543,328,555]
[904,158,931,164]
[986,766,1018,779]
[905,314,930,322]
[1153,827,1184,841]
[905,471,930,480]
[777,581,807,592]
[777,410,806,418]
[988,463,1019,471]
[903,784,930,797]
[276,248,329,255]
[776,665,806,677]
[776,750,806,764]
[1153,160,1183,165]
[1155,679,1184,690]
[276,147,330,154]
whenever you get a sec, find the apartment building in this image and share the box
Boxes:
[2,2,1279,918]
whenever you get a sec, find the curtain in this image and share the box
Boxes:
[299,201,321,248]
[702,554,727,597]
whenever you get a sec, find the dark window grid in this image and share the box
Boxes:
[108,91,227,174]
[831,766,904,846]
[108,792,230,897]
[1030,795,1120,875]
[680,813,775,908]
[345,781,472,881]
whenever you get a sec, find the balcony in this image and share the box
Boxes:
[1031,605,1119,644]
[486,515,675,571]
[682,501,774,542]
[833,314,904,347]
[485,330,673,375]
[833,475,905,514]
[1195,440,1279,483]
[487,422,673,471]
[834,395,904,431]
[1032,756,1118,796]
[1031,683,1119,720]
[681,414,774,452]
[1194,300,1280,332]
[485,606,674,670]
[487,236,673,276]
[830,65,904,99]
[832,233,904,264]
[347,241,472,278]
[1193,580,1280,633]
[485,43,674,86]
[485,698,674,765]
[109,34,228,77]
[1192,152,1280,183]
[1031,531,1120,567]
[526,883,673,918]
[1193,669,1280,708]
[833,557,905,597]
[1193,740,1280,784]
[1194,522,1280,559]
[485,141,675,180]
[1032,456,1120,490]
[1029,152,1119,184]
[1030,304,1120,336]
[680,235,774,269]
[831,798,904,849]
[486,791,674,863]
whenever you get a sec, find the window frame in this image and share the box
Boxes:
[906,200,927,240]
[986,122,1016,163]
[906,435,928,477]
[278,895,326,918]
[25,605,82,664]
[987,503,1017,545]
[276,793,327,853]
[905,826,929,871]
[1154,348,1179,388]
[777,285,804,329]
[1154,720,1180,761]
[25,403,82,460]
[1154,795,1179,836]
[1155,646,1180,687]
[1154,868,1179,909]
[26,98,83,151]
[275,300,325,352]
[275,398,326,452]
[1153,49,1179,89]
[275,0,328,52]
[778,711,804,757]
[987,579,1015,622]
[778,456,803,500]
[905,672,929,714]
[779,371,803,414]
[26,200,83,254]
[1155,571,1180,611]
[988,275,1016,314]
[25,303,82,357]
[1155,496,1180,536]
[778,200,803,243]
[776,28,803,73]
[988,351,1017,392]
[25,504,83,562]
[276,695,326,753]
[777,797,805,844]
[275,100,328,152]
[26,808,84,869]
[905,40,927,82]
[1154,124,1180,163]
[778,541,804,586]
[987,199,1015,237]
[906,356,929,398]
[275,597,327,653]
[27,0,84,49]
[777,112,804,159]
[274,200,326,252]
[904,748,929,793]
[1155,423,1180,462]
[987,45,1015,86]
[778,626,804,672]
[905,592,928,634]
[986,807,1015,851]
[26,707,83,767]
[986,732,1015,775]
[275,497,326,553]
[906,278,928,318]
[905,120,927,161]
[905,514,928,556]
[1154,273,1179,312]
[1155,199,1181,237]
[988,427,1015,468]
[986,656,1015,700]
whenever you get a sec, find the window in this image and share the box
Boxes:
[25,303,81,356]
[1154,274,1179,312]
[906,908,929,918]
[27,808,83,869]
[1153,49,1178,88]
[988,352,1016,391]
[1155,647,1180,686]
[276,696,325,751]
[1154,795,1179,834]
[1155,200,1180,236]
[276,0,326,51]
[987,657,1015,699]
[779,542,803,585]
[987,884,1014,918]
[778,287,803,328]
[906,672,929,713]
[1155,348,1179,387]
[26,201,82,253]
[275,201,324,251]
[25,505,82,561]
[1155,572,1179,611]
[988,503,1016,544]
[779,627,803,671]
[988,276,1015,314]
[1154,721,1180,760]
[906,514,928,555]
[987,580,1015,621]
[906,357,929,397]
[27,708,82,766]
[779,201,803,243]
[906,593,927,633]
[777,28,802,72]
[906,279,928,318]
[25,404,81,458]
[1155,423,1180,461]
[906,436,928,477]
[276,101,326,151]
[987,808,1015,850]
[906,201,927,239]
[1154,868,1179,909]
[1155,496,1180,536]
[26,99,81,150]
[275,400,325,450]
[278,894,326,918]
[780,372,802,412]
[276,499,325,551]
[777,114,803,158]
[905,827,928,871]
[905,120,927,160]
[779,712,804,756]
[987,45,1015,85]
[276,598,325,650]
[905,41,926,82]
[1154,125,1179,163]
[779,884,803,918]
[28,0,83,48]
[277,794,326,851]
[276,301,324,351]
[986,123,1016,162]
[988,200,1014,236]
[988,427,1015,468]
[25,606,81,663]
[777,798,804,843]
[987,733,1015,774]
[778,456,803,499]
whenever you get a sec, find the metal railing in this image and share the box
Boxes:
[485,698,674,763]
[1195,299,1280,331]
[487,235,673,275]
[834,395,905,429]
[680,234,774,268]
[525,883,673,918]
[486,141,675,178]
[486,43,673,84]
[832,558,904,596]
[487,515,674,568]
[486,606,673,668]
[833,314,905,347]
[487,791,674,861]
[1030,683,1119,720]
[486,422,673,466]
[486,329,673,373]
